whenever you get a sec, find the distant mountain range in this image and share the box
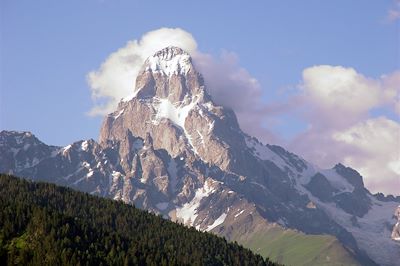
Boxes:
[1,46,399,265]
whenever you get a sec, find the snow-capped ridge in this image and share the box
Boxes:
[144,46,193,77]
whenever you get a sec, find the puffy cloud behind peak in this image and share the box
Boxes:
[87,28,197,116]
[86,27,277,143]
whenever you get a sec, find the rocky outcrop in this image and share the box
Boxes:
[334,163,365,189]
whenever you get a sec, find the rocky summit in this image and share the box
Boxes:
[1,46,399,266]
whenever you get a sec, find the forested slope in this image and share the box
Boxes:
[0,174,277,266]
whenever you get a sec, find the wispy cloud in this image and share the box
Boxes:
[385,0,400,22]
[87,28,197,116]
[387,9,400,21]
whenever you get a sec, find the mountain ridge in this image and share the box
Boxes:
[1,46,399,266]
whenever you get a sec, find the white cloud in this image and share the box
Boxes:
[289,66,400,195]
[302,65,381,111]
[333,117,400,195]
[87,27,197,116]
[298,65,399,132]
[386,0,400,22]
[387,9,400,21]
[301,65,386,128]
[381,70,400,114]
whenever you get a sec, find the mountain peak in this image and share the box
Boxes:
[143,46,193,77]
[134,46,206,103]
[0,130,38,146]
[154,46,189,58]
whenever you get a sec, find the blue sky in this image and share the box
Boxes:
[1,0,399,193]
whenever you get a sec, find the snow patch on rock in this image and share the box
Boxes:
[153,97,196,130]
[175,180,217,226]
[145,47,192,77]
[114,109,125,119]
[153,96,201,156]
[87,170,94,178]
[234,210,245,218]
[81,141,89,151]
[245,137,287,170]
[206,213,227,232]
[62,145,72,155]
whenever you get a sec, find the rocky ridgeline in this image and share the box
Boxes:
[1,47,399,266]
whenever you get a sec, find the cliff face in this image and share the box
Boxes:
[99,46,252,175]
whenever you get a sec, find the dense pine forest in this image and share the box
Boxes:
[0,174,278,266]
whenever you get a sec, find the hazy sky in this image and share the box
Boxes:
[1,0,399,194]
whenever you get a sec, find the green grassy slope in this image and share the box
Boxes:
[238,226,359,266]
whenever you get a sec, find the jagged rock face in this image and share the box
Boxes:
[0,131,58,175]
[334,163,365,189]
[2,47,400,265]
[392,206,400,241]
[99,46,255,175]
[306,173,339,201]
[136,47,205,102]
[305,171,372,217]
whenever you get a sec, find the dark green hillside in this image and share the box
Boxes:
[0,174,277,266]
